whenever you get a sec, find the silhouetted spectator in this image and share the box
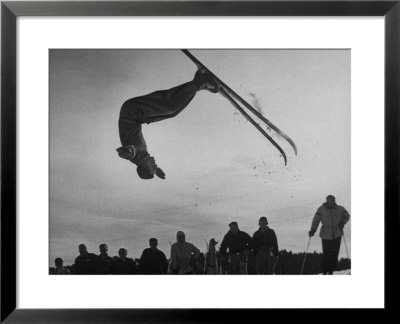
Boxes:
[51,257,70,275]
[111,248,137,274]
[253,216,279,274]
[220,222,252,274]
[73,244,99,274]
[170,231,200,274]
[139,238,168,274]
[97,243,114,274]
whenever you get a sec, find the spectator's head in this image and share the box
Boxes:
[99,244,108,255]
[137,156,157,179]
[78,244,88,255]
[55,257,63,268]
[149,238,158,249]
[259,216,268,229]
[176,231,186,243]
[326,195,336,208]
[229,221,239,235]
[118,248,128,259]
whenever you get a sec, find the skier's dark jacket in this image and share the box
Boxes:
[111,257,138,274]
[252,226,279,257]
[220,230,253,256]
[139,248,168,274]
[73,253,99,274]
[97,254,114,274]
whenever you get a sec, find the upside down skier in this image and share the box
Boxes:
[116,70,219,180]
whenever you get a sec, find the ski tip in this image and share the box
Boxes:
[282,153,287,166]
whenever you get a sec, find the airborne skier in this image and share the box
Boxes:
[116,69,218,180]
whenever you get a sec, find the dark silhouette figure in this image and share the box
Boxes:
[51,257,70,275]
[73,244,99,274]
[97,243,114,274]
[111,248,137,275]
[253,216,279,274]
[139,238,168,274]
[220,222,253,274]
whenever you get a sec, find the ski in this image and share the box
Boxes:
[181,49,297,164]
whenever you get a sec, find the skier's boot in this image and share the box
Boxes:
[193,69,219,93]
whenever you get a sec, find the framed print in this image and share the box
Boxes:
[1,0,399,322]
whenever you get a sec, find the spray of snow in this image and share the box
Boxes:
[248,92,264,115]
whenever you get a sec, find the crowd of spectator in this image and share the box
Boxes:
[50,214,350,275]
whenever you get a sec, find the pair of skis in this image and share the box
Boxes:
[181,49,297,166]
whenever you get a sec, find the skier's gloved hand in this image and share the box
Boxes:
[116,145,136,160]
[155,167,166,180]
[193,69,219,93]
[308,230,316,237]
[337,221,345,230]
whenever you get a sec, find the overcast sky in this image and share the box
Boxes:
[49,49,351,265]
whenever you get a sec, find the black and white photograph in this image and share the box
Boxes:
[49,49,351,276]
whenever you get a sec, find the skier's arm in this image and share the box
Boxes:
[220,235,228,256]
[311,208,322,232]
[342,209,350,225]
[170,245,178,272]
[338,208,350,229]
[252,232,259,256]
[138,250,146,273]
[192,244,200,259]
[161,252,168,274]
[272,230,279,256]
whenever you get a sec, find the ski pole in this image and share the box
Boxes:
[342,232,350,260]
[300,236,312,275]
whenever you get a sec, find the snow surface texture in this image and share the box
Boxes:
[318,269,351,275]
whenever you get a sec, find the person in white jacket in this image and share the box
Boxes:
[170,231,200,274]
[309,195,350,275]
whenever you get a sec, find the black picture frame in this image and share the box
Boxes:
[1,0,399,322]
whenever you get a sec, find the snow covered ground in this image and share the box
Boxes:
[334,269,351,275]
[317,269,351,275]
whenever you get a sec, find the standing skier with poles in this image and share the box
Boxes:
[308,195,350,275]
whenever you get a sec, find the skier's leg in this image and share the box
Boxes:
[321,239,330,274]
[330,237,342,273]
[229,254,240,274]
[266,254,275,275]
[255,250,265,274]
